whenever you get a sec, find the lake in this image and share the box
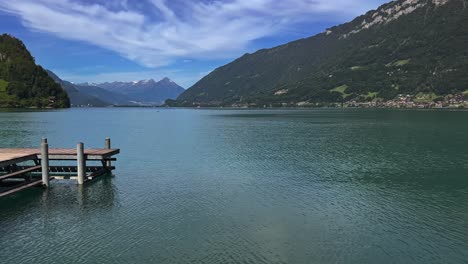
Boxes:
[0,108,467,263]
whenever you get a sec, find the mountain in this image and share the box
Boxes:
[0,34,69,108]
[97,78,185,105]
[176,0,468,107]
[48,71,183,107]
[48,70,140,107]
[74,84,137,106]
[47,70,110,107]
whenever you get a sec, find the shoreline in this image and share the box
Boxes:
[2,106,468,111]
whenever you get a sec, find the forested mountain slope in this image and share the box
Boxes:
[0,34,69,108]
[177,0,468,106]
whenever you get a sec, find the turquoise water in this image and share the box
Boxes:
[0,108,467,263]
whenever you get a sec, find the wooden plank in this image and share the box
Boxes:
[86,168,111,182]
[0,178,44,198]
[43,148,119,159]
[102,150,120,159]
[0,165,42,181]
[51,168,113,180]
[13,166,115,173]
[40,155,118,160]
[0,148,119,156]
[0,148,119,164]
[0,154,37,167]
[0,147,119,188]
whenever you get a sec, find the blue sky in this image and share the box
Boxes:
[0,0,387,88]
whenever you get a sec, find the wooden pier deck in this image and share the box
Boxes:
[0,148,119,167]
[0,138,119,198]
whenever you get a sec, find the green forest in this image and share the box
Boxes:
[176,0,468,106]
[0,34,69,108]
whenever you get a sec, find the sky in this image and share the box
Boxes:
[0,0,388,88]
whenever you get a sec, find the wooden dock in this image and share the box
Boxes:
[0,138,119,198]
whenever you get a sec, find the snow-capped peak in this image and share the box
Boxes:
[160,77,173,83]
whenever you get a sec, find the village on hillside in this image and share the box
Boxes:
[228,93,468,109]
[345,93,468,108]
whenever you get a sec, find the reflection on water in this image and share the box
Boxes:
[0,108,467,264]
[77,175,117,209]
[0,175,118,220]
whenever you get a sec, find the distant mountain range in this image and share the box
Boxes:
[94,78,185,106]
[74,83,137,106]
[48,72,185,107]
[175,0,468,107]
[47,70,109,107]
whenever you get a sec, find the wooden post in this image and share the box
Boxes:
[41,140,49,187]
[77,185,85,207]
[105,137,111,149]
[77,142,85,185]
[105,137,111,167]
[41,137,48,144]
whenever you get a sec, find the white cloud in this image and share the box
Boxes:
[0,0,385,68]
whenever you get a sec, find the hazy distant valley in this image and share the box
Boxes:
[48,70,185,107]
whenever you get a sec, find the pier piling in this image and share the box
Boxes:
[105,137,111,167]
[41,139,50,187]
[77,142,85,185]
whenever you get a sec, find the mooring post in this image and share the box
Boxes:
[41,139,50,187]
[77,142,85,185]
[105,137,111,167]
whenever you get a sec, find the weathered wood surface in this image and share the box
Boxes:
[0,148,119,156]
[0,165,42,180]
[2,165,115,173]
[0,148,120,167]
[0,178,46,198]
[0,150,37,167]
